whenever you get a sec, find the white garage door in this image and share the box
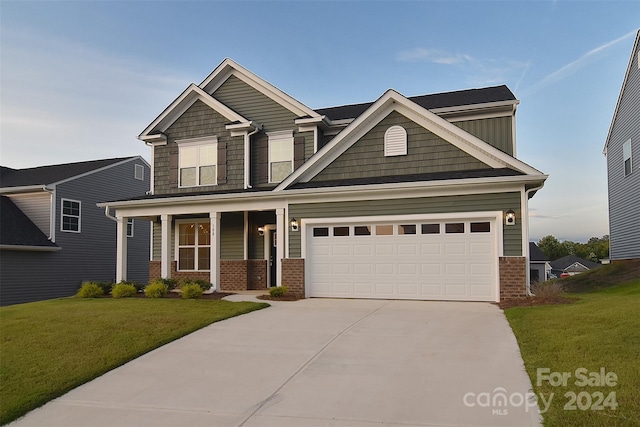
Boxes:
[306,216,499,302]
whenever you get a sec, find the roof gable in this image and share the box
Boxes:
[0,196,58,249]
[604,30,640,154]
[276,90,543,190]
[0,157,140,188]
[550,255,601,271]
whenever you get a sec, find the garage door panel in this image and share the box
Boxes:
[308,217,497,302]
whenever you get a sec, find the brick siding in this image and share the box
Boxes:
[499,257,527,300]
[248,260,267,290]
[149,260,268,291]
[220,260,248,291]
[281,258,305,297]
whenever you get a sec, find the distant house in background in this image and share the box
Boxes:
[0,157,150,306]
[529,242,551,282]
[551,255,601,278]
[604,30,640,261]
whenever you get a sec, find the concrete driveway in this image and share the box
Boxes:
[10,298,541,427]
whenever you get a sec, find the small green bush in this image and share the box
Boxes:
[118,280,143,292]
[269,286,288,297]
[111,283,137,298]
[154,278,178,290]
[76,282,105,298]
[183,279,212,291]
[144,282,169,298]
[181,283,203,299]
[93,282,113,294]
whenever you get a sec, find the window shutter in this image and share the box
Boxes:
[217,140,227,184]
[256,135,269,184]
[384,126,407,156]
[294,136,305,170]
[168,149,178,187]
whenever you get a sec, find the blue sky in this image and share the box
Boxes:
[1,1,638,242]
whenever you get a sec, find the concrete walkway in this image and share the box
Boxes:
[10,298,541,427]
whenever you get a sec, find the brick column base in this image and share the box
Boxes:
[499,257,527,300]
[248,260,267,290]
[281,258,305,297]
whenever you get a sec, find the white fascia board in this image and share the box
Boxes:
[276,90,543,190]
[604,30,640,154]
[138,84,247,138]
[199,58,320,119]
[0,244,61,252]
[429,99,519,115]
[0,185,48,194]
[98,174,543,217]
[140,134,167,145]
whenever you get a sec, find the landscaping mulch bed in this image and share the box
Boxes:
[101,292,233,300]
[497,296,575,309]
[256,294,303,301]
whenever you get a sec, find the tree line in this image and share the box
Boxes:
[536,235,610,262]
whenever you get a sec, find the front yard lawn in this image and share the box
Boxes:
[506,278,640,426]
[0,298,269,425]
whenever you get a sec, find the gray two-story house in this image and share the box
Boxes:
[0,157,150,306]
[604,30,640,261]
[101,59,547,302]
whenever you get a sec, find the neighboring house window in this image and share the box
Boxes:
[268,130,293,183]
[61,199,81,233]
[177,221,210,271]
[384,125,407,156]
[623,139,632,176]
[178,138,217,187]
[134,164,144,180]
[127,218,134,237]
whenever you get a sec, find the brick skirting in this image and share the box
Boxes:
[499,257,527,300]
[281,258,305,297]
[247,260,267,290]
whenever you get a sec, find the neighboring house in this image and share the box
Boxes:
[551,255,602,277]
[0,157,150,306]
[604,30,640,261]
[529,242,551,282]
[100,59,547,302]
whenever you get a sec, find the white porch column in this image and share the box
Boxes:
[161,214,172,278]
[276,208,285,287]
[115,216,128,282]
[210,211,221,290]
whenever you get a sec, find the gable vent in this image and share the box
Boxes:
[384,125,408,156]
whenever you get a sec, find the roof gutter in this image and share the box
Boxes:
[0,244,61,252]
[0,185,48,195]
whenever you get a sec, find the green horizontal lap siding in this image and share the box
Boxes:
[248,211,275,259]
[221,212,244,260]
[154,100,244,195]
[453,116,513,155]
[213,75,298,133]
[300,131,314,161]
[288,192,522,257]
[152,222,174,261]
[312,111,488,182]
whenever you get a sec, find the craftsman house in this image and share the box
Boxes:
[1,157,150,305]
[100,59,547,302]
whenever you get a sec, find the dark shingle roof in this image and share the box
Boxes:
[291,168,523,190]
[0,196,58,248]
[0,157,135,188]
[550,255,601,271]
[529,242,549,262]
[316,85,516,121]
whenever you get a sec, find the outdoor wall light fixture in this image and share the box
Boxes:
[290,218,299,232]
[258,226,264,236]
[505,209,516,226]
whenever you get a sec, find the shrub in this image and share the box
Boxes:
[118,280,143,292]
[183,279,212,292]
[144,281,169,298]
[93,282,113,294]
[531,281,565,299]
[111,283,137,298]
[155,278,178,290]
[76,282,105,298]
[181,283,203,299]
[269,286,288,298]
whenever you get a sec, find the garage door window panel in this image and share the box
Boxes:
[333,226,350,237]
[421,223,440,234]
[354,226,372,236]
[446,223,465,233]
[313,227,329,237]
[470,222,491,233]
[376,225,393,235]
[399,224,416,235]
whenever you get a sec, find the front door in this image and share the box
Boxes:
[269,230,277,287]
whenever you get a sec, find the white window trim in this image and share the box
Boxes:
[127,218,134,238]
[623,139,632,177]
[384,125,408,156]
[174,219,211,272]
[177,136,218,188]
[60,198,81,233]
[268,130,294,183]
[134,164,144,181]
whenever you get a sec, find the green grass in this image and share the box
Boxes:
[506,262,640,427]
[0,298,269,425]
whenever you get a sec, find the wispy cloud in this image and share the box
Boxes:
[396,48,472,65]
[519,29,637,97]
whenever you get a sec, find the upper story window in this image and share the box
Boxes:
[623,139,632,176]
[178,137,217,187]
[61,199,81,233]
[134,164,144,180]
[384,125,407,156]
[268,130,293,183]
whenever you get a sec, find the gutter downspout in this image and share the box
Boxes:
[104,206,117,222]
[244,123,263,189]
[524,183,545,296]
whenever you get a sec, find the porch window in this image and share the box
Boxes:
[177,221,210,271]
[178,138,217,187]
[268,130,293,183]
